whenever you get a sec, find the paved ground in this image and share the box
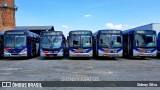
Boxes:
[0,57,160,90]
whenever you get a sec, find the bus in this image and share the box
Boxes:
[40,31,66,57]
[123,30,157,58]
[4,30,39,57]
[0,33,4,57]
[68,30,93,57]
[157,32,160,57]
[93,30,123,58]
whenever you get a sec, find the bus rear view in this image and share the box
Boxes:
[40,31,66,57]
[68,30,93,57]
[94,30,123,58]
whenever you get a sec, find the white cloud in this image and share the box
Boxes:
[84,14,92,18]
[62,25,69,29]
[105,23,123,29]
[105,23,134,30]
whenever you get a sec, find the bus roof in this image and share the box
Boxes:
[96,29,122,33]
[123,29,156,34]
[4,30,39,37]
[40,31,63,35]
[69,30,92,34]
[69,30,92,32]
[97,29,122,31]
[94,29,122,35]
[5,29,29,32]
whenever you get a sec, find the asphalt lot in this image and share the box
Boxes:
[0,57,160,90]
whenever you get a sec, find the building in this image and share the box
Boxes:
[0,0,17,32]
[129,23,160,33]
[0,0,55,34]
[16,26,54,35]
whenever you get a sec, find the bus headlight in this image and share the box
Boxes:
[4,50,9,53]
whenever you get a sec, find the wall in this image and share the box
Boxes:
[0,0,16,32]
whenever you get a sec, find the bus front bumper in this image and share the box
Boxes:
[98,50,123,57]
[40,51,64,57]
[4,52,27,57]
[69,51,93,57]
[133,50,157,57]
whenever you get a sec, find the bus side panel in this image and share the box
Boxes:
[27,45,31,57]
[93,36,97,57]
[129,33,134,57]
[0,36,4,57]
[123,34,129,57]
[35,43,39,55]
[157,35,160,56]
[95,35,99,57]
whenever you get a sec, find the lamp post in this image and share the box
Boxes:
[0,2,18,11]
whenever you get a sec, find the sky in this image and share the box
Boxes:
[15,0,160,36]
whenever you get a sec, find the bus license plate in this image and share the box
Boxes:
[141,54,149,56]
[49,55,54,57]
[76,54,85,57]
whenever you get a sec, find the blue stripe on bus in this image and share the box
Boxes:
[98,45,123,53]
[69,47,93,53]
[4,46,30,57]
[133,46,157,53]
[5,46,27,53]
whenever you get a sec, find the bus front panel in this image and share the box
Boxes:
[4,35,28,57]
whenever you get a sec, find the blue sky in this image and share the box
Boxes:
[15,0,160,36]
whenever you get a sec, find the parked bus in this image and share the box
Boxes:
[4,30,39,57]
[123,30,157,58]
[68,30,93,57]
[93,30,123,58]
[157,32,160,56]
[0,33,4,57]
[40,31,66,57]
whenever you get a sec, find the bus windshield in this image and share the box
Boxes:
[5,35,26,48]
[41,36,62,49]
[99,34,122,48]
[70,35,92,48]
[135,34,156,47]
